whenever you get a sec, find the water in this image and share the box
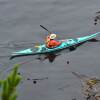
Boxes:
[0,0,100,100]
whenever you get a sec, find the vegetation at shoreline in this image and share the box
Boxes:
[0,64,22,100]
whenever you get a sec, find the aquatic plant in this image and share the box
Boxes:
[72,72,100,100]
[0,64,22,100]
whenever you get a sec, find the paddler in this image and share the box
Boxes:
[45,33,61,48]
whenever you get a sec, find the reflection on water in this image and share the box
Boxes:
[36,53,61,63]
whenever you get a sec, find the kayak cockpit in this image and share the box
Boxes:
[35,42,69,53]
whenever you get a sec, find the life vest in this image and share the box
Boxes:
[46,39,61,48]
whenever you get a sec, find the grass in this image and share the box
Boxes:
[0,64,22,100]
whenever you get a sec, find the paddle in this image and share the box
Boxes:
[40,25,52,34]
[40,25,64,42]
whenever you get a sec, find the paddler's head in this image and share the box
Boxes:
[49,34,56,40]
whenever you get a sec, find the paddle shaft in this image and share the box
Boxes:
[40,25,52,34]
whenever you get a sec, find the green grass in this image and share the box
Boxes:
[0,64,22,100]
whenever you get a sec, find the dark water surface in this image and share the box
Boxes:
[0,0,100,100]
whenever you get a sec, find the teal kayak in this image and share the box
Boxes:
[10,32,100,60]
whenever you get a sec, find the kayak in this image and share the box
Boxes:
[10,32,100,60]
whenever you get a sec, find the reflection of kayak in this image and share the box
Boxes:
[10,32,100,60]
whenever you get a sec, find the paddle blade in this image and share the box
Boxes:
[34,43,41,48]
[34,45,40,48]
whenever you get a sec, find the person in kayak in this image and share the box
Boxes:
[45,33,61,48]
